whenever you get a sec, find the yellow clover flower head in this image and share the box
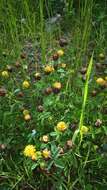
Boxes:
[23,145,36,157]
[96,78,106,86]
[24,114,31,121]
[56,121,68,132]
[105,77,107,81]
[61,63,66,68]
[1,71,9,78]
[80,126,89,134]
[57,50,64,56]
[22,80,30,89]
[44,65,54,74]
[42,135,49,143]
[23,109,29,115]
[53,82,61,89]
[42,148,51,159]
[99,53,105,59]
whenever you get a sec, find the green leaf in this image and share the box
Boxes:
[54,159,64,169]
[103,126,107,135]
[50,132,57,136]
[85,184,93,190]
[31,163,38,170]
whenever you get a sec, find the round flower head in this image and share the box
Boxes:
[23,109,29,115]
[56,121,68,132]
[99,53,105,59]
[96,78,106,86]
[52,53,59,61]
[22,80,30,89]
[66,140,73,148]
[45,87,53,95]
[57,50,64,56]
[61,63,66,68]
[53,82,61,89]
[23,145,36,157]
[44,65,54,74]
[1,71,9,78]
[24,114,31,121]
[34,72,41,80]
[105,77,107,81]
[42,148,51,159]
[42,135,49,143]
[80,126,89,134]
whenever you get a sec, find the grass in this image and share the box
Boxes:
[0,0,107,190]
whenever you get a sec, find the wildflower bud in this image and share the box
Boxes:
[7,65,13,72]
[22,80,30,89]
[99,53,105,60]
[42,135,49,143]
[52,53,59,61]
[95,119,102,127]
[66,140,73,148]
[24,114,31,121]
[53,82,62,94]
[32,154,37,161]
[44,65,54,74]
[37,105,44,112]
[1,71,9,78]
[34,72,41,80]
[42,149,51,159]
[0,144,6,150]
[59,38,68,47]
[17,91,24,98]
[23,109,29,115]
[40,162,46,170]
[91,90,97,97]
[44,87,52,95]
[57,50,64,56]
[96,78,106,86]
[60,63,66,68]
[105,77,107,81]
[80,126,89,134]
[0,87,7,97]
[80,67,87,74]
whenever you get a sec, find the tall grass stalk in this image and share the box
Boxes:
[40,0,46,64]
[72,54,93,143]
[81,0,94,53]
[74,0,94,69]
